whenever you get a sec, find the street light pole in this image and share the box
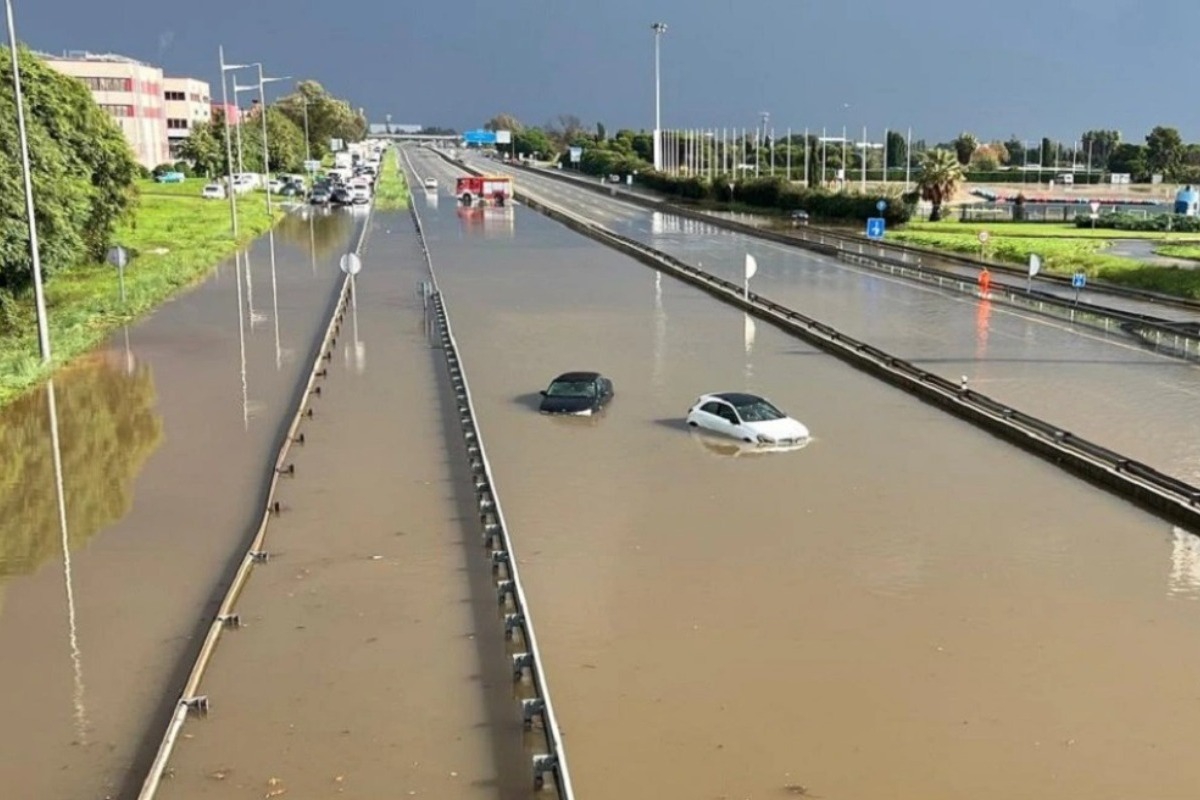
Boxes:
[6,0,51,362]
[300,95,311,167]
[219,48,249,240]
[651,22,667,171]
[257,68,291,218]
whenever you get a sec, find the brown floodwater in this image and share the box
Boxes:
[479,156,1200,484]
[406,149,1200,800]
[156,213,537,800]
[0,209,362,799]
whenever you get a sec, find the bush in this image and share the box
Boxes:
[1074,212,1200,233]
[634,171,913,224]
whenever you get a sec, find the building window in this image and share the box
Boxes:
[100,104,134,117]
[165,90,185,101]
[167,118,190,130]
[82,76,132,92]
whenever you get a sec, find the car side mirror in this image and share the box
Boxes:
[539,390,547,397]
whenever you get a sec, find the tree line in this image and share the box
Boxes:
[941,127,1200,182]
[175,80,366,177]
[0,46,138,302]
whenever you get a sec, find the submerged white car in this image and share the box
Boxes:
[423,177,438,190]
[686,392,810,446]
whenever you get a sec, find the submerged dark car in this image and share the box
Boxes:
[539,371,614,415]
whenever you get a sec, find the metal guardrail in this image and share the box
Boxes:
[509,161,1200,316]
[399,146,576,798]
[136,212,372,800]
[444,153,1200,530]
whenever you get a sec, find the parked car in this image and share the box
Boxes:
[685,392,809,446]
[790,210,810,225]
[309,187,332,205]
[350,185,371,204]
[201,183,226,200]
[538,372,614,415]
[155,171,186,184]
[330,187,354,206]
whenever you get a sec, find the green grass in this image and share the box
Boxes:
[905,220,1200,241]
[372,148,410,211]
[1155,245,1200,262]
[0,179,281,405]
[888,228,1200,300]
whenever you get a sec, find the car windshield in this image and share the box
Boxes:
[731,398,785,422]
[546,380,596,398]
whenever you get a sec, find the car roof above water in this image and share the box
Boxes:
[551,371,602,383]
[708,391,765,406]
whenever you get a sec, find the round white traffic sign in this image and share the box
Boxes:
[106,245,128,268]
[339,253,362,276]
[977,230,990,244]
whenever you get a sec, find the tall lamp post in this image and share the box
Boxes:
[651,22,667,171]
[218,48,250,239]
[6,0,50,362]
[256,68,291,217]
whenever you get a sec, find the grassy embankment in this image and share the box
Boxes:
[0,180,281,405]
[372,148,410,211]
[888,220,1200,300]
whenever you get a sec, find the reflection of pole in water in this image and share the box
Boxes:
[235,252,249,429]
[347,275,365,374]
[308,211,317,277]
[744,313,757,384]
[268,229,282,370]
[652,271,667,389]
[46,379,90,743]
[122,325,134,375]
[244,249,258,330]
[1169,527,1200,597]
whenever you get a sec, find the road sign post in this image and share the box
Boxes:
[1071,270,1087,303]
[977,229,990,260]
[106,245,128,304]
[866,218,886,240]
[1089,200,1101,229]
[1027,253,1041,293]
[744,253,758,300]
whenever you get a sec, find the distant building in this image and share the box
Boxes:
[163,76,212,158]
[39,50,169,168]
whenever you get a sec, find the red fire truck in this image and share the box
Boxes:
[455,175,512,206]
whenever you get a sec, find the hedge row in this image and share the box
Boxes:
[1073,212,1200,232]
[637,172,914,224]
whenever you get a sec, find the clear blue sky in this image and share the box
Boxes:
[16,0,1199,144]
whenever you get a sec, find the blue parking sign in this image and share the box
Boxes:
[866,217,886,240]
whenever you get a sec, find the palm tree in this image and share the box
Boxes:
[916,148,965,222]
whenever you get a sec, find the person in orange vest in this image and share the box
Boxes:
[978,267,992,297]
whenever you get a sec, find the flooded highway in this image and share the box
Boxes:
[0,209,363,799]
[157,212,535,800]
[404,148,1200,799]
[458,155,1200,485]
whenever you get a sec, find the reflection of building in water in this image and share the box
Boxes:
[1168,527,1200,598]
[456,205,515,237]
